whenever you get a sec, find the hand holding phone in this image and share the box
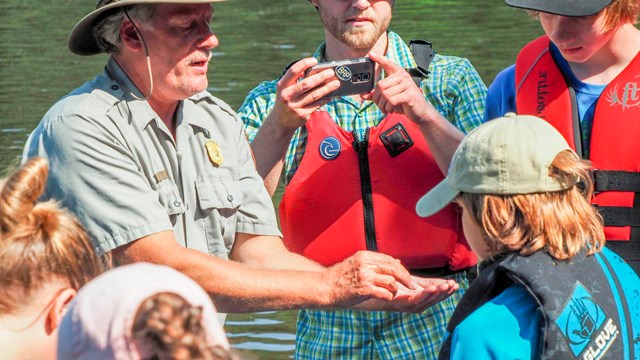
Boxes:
[304,57,375,99]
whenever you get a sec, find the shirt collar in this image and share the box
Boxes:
[105,58,211,135]
[105,58,161,131]
[105,57,146,100]
[181,95,213,134]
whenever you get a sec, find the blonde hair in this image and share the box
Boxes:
[602,0,640,31]
[527,0,640,32]
[132,292,241,360]
[0,157,108,314]
[458,150,605,261]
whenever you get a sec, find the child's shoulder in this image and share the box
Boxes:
[450,284,540,359]
[462,284,537,330]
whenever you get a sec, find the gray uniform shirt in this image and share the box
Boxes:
[23,58,281,258]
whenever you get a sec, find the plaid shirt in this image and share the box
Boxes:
[238,31,486,360]
[239,31,487,184]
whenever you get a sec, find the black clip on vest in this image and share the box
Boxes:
[407,39,435,85]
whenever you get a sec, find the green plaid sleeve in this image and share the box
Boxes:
[237,79,307,183]
[237,80,279,142]
[424,55,487,134]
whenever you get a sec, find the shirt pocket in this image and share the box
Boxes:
[195,178,243,253]
[152,179,186,216]
[196,178,242,213]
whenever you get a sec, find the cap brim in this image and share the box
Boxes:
[68,0,224,56]
[416,177,460,218]
[504,0,611,16]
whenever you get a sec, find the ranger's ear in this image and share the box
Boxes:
[120,19,144,52]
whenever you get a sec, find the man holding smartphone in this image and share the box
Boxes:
[238,0,487,358]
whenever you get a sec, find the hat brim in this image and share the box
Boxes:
[416,176,460,218]
[68,0,224,56]
[504,0,612,16]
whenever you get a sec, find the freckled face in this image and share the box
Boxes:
[539,11,614,63]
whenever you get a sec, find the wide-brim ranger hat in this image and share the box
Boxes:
[505,0,613,17]
[69,0,224,56]
[416,113,579,218]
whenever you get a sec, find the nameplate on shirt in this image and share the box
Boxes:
[155,170,169,182]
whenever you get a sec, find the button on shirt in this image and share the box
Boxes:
[23,58,281,258]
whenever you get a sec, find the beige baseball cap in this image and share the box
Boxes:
[68,0,224,56]
[416,113,578,218]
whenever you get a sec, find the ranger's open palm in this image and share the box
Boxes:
[322,250,419,308]
[359,276,459,313]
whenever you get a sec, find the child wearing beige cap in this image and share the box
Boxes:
[416,113,640,359]
[57,262,236,360]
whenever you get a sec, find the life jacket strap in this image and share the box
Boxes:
[596,205,640,231]
[407,39,435,85]
[593,170,640,193]
[606,240,640,263]
[409,265,476,282]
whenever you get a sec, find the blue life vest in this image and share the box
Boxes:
[440,247,640,359]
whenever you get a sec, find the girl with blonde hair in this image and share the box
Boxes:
[0,157,107,359]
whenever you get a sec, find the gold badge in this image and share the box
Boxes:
[205,140,224,167]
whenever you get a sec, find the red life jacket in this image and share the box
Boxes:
[279,111,476,271]
[515,35,640,263]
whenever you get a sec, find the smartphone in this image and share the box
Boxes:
[304,57,375,99]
